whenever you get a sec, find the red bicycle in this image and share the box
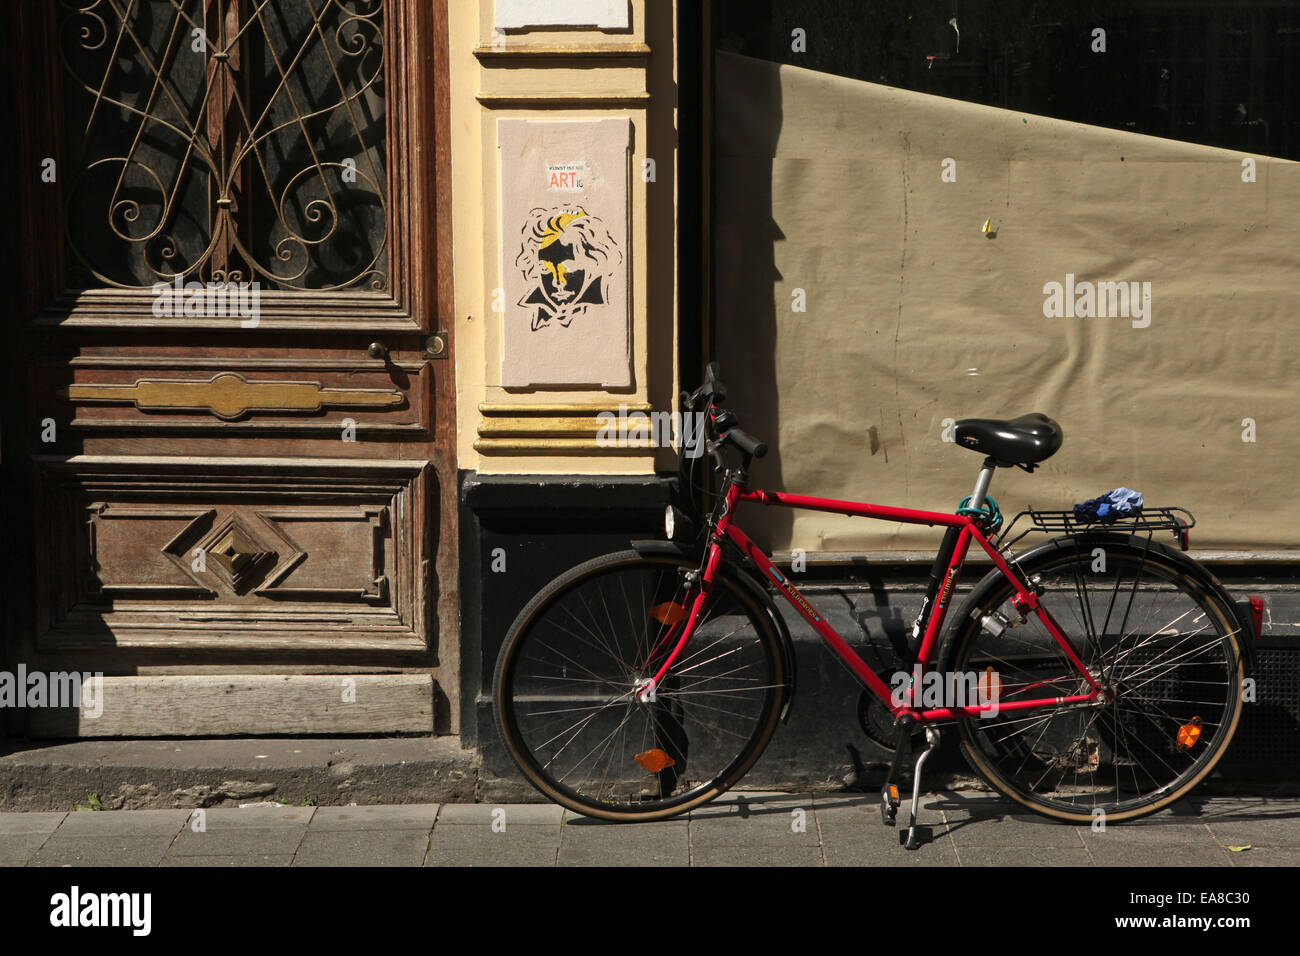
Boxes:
[494,364,1255,847]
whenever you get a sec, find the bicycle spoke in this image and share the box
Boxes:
[954,545,1242,820]
[498,555,782,817]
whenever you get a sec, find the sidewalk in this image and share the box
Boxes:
[2,791,1297,866]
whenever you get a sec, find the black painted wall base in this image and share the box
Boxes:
[459,469,1300,791]
[458,471,674,750]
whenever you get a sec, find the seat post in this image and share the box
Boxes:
[967,457,998,511]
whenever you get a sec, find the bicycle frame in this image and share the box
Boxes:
[646,479,1103,724]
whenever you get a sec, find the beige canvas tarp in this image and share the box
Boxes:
[713,52,1300,554]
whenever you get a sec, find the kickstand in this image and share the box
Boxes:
[900,726,941,851]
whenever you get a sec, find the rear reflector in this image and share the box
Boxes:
[1176,717,1203,752]
[1249,595,1264,639]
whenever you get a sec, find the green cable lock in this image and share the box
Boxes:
[957,494,1003,534]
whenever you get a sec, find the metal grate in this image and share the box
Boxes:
[1222,647,1300,771]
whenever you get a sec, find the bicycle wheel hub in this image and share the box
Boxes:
[633,677,657,703]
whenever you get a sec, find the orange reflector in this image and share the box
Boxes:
[1176,717,1203,752]
[888,784,899,800]
[978,666,1001,703]
[649,602,687,626]
[634,749,676,773]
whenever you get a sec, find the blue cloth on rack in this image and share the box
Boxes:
[1108,487,1143,515]
[1073,487,1143,525]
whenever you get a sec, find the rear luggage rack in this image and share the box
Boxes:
[996,506,1195,552]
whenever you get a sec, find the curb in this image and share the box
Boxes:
[0,737,480,811]
[2,737,1296,812]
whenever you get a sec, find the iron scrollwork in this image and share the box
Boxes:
[57,0,388,293]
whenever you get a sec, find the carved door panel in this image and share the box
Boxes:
[4,1,456,736]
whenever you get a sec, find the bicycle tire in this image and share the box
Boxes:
[939,534,1245,823]
[493,550,785,822]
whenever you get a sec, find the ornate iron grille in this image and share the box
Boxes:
[57,0,388,292]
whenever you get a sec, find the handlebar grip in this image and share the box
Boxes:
[726,427,767,459]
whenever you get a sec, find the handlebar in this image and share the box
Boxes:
[675,363,768,533]
[681,363,768,463]
[681,361,727,411]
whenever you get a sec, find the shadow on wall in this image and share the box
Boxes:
[712,51,793,552]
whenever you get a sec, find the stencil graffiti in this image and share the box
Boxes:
[514,206,622,331]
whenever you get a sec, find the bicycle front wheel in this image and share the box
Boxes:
[940,535,1245,823]
[494,551,785,822]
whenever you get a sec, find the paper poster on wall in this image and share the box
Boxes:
[713,51,1300,552]
[499,118,631,388]
[495,0,630,30]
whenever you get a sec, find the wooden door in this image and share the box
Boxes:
[2,0,456,736]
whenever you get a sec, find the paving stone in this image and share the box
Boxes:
[160,854,295,867]
[1188,797,1300,849]
[0,833,55,865]
[1206,817,1300,847]
[1081,821,1219,846]
[558,820,688,866]
[928,791,1022,818]
[1189,797,1300,819]
[293,829,429,866]
[52,809,190,837]
[30,835,174,867]
[4,796,1296,868]
[819,821,959,866]
[693,791,818,816]
[1081,841,1233,866]
[309,805,440,831]
[425,845,557,867]
[941,813,1087,848]
[688,817,821,846]
[816,796,945,833]
[692,844,825,866]
[688,793,822,846]
[561,819,687,842]
[435,803,564,825]
[1227,846,1300,866]
[429,823,561,849]
[954,846,1095,866]
[192,806,315,828]
[0,812,67,835]
[559,843,687,866]
[168,826,306,857]
[809,794,876,821]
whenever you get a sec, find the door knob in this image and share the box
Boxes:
[367,341,388,359]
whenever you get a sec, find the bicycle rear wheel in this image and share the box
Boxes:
[494,551,785,822]
[940,535,1245,823]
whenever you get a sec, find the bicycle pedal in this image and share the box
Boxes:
[900,825,932,850]
[880,782,900,826]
